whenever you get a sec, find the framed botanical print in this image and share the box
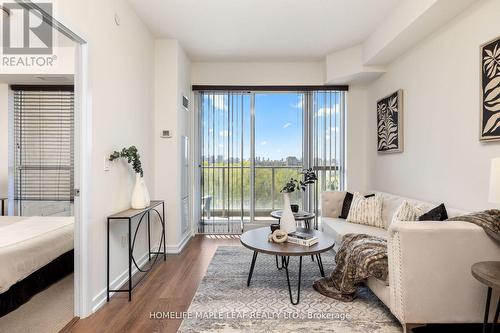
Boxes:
[481,36,500,141]
[377,90,403,153]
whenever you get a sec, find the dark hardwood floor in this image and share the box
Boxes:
[68,235,240,333]
[66,234,488,333]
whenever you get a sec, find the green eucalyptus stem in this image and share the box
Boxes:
[109,146,144,177]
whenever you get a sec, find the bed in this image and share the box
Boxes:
[0,216,74,316]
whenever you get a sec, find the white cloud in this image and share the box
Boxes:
[208,128,214,133]
[260,141,267,145]
[290,96,303,109]
[207,94,228,111]
[317,103,341,117]
[219,130,231,137]
[317,107,333,117]
[283,122,292,128]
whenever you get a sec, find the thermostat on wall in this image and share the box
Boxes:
[161,130,172,138]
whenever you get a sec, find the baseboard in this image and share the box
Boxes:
[60,316,79,333]
[165,231,193,254]
[91,247,158,313]
[91,232,193,313]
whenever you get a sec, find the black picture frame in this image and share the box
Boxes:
[377,89,403,153]
[480,36,500,142]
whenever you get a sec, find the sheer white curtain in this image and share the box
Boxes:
[199,91,251,234]
[310,90,346,227]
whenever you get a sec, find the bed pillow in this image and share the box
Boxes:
[418,203,448,221]
[339,192,375,219]
[392,201,428,224]
[346,193,384,228]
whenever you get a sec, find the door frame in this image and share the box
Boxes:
[15,1,92,317]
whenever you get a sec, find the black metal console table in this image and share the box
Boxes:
[0,198,6,216]
[107,200,165,302]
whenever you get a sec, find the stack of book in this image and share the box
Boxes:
[287,231,319,247]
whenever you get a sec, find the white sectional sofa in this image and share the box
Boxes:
[321,191,500,331]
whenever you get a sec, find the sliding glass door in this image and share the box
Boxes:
[197,90,345,234]
[199,92,251,233]
[254,93,304,221]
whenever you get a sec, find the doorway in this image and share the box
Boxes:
[9,1,91,319]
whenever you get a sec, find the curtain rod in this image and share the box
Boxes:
[192,85,349,92]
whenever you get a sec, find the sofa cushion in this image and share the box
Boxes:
[322,190,468,229]
[321,191,346,218]
[347,193,384,228]
[339,192,375,219]
[392,200,429,224]
[322,217,388,247]
[419,203,448,221]
[375,192,406,229]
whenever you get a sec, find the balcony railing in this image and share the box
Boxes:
[200,165,340,221]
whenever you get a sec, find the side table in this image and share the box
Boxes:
[472,261,500,333]
[270,210,316,229]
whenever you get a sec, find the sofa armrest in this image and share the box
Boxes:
[387,221,500,324]
[321,191,346,218]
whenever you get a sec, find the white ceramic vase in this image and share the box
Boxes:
[280,192,297,234]
[142,178,151,207]
[131,173,148,209]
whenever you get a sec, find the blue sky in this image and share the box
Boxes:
[202,92,341,162]
[255,93,303,160]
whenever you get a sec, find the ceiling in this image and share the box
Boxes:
[128,0,400,61]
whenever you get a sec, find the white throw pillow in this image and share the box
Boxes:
[346,192,384,228]
[391,201,428,224]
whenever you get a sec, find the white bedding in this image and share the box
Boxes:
[0,216,74,293]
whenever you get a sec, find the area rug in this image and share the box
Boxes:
[178,246,402,332]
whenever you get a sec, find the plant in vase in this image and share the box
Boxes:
[109,146,150,209]
[279,168,317,233]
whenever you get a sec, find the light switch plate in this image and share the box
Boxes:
[161,129,172,138]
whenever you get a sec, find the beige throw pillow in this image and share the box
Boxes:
[391,201,428,224]
[346,192,384,228]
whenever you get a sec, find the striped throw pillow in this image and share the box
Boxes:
[391,201,428,224]
[346,192,384,228]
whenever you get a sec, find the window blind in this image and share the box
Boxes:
[13,86,74,204]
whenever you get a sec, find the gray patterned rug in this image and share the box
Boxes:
[178,246,402,332]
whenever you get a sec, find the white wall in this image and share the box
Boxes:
[192,61,325,85]
[154,40,192,250]
[366,0,500,210]
[0,84,7,198]
[346,84,371,192]
[52,0,155,314]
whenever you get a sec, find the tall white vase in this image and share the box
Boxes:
[142,178,151,207]
[280,192,297,234]
[131,173,147,209]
